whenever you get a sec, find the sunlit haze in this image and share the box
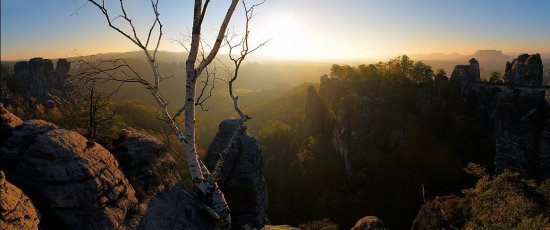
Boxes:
[1,0,550,61]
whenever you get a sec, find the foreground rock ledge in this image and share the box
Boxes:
[0,170,40,230]
[1,119,137,229]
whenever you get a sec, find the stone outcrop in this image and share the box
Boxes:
[204,119,269,229]
[0,120,137,229]
[304,86,329,138]
[539,124,550,179]
[411,195,469,230]
[0,119,58,171]
[0,104,23,139]
[319,76,408,179]
[446,54,550,178]
[137,182,217,230]
[451,58,480,93]
[0,170,40,230]
[351,216,385,230]
[0,109,233,229]
[112,129,181,203]
[504,53,543,86]
[493,93,549,179]
[8,58,70,103]
[56,59,70,75]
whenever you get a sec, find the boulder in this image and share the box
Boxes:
[204,119,269,229]
[0,120,58,171]
[1,124,137,229]
[0,170,40,230]
[112,129,181,202]
[351,216,385,230]
[137,182,216,230]
[0,104,23,139]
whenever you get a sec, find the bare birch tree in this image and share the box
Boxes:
[83,0,266,227]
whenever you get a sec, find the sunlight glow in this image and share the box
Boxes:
[257,13,316,60]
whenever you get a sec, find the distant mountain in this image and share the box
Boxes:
[411,52,467,61]
[412,50,515,79]
[469,50,511,70]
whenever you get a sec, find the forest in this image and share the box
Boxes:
[2,53,550,229]
[2,1,550,229]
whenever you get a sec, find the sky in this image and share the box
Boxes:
[1,0,550,61]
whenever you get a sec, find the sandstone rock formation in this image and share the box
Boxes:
[112,129,181,203]
[1,108,231,229]
[0,120,137,229]
[137,182,216,230]
[493,93,549,179]
[539,125,550,179]
[0,119,58,171]
[0,104,22,139]
[9,58,70,102]
[205,119,269,229]
[0,170,40,230]
[451,58,480,93]
[304,86,330,138]
[504,53,543,86]
[351,216,385,230]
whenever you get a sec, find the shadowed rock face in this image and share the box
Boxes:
[205,119,269,229]
[0,170,40,230]
[493,92,549,179]
[0,121,137,229]
[112,129,183,229]
[112,129,181,203]
[1,109,223,229]
[10,58,70,102]
[137,182,216,230]
[0,119,58,172]
[0,104,23,139]
[351,216,385,230]
[304,86,329,138]
[451,58,480,93]
[504,53,543,86]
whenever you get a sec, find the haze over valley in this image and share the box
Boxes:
[1,1,550,230]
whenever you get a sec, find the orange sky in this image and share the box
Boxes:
[1,0,550,61]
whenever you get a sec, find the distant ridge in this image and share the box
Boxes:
[470,50,511,70]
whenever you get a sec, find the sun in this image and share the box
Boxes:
[257,13,312,60]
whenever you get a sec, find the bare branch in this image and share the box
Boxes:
[212,0,268,182]
[196,0,240,74]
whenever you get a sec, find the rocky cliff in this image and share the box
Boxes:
[310,54,549,228]
[1,119,138,229]
[504,53,543,86]
[204,119,269,229]
[319,54,549,183]
[451,58,480,93]
[0,170,40,230]
[4,58,71,114]
[304,86,330,138]
[0,104,235,229]
[10,58,70,99]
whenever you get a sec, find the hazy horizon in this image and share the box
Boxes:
[2,0,550,61]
